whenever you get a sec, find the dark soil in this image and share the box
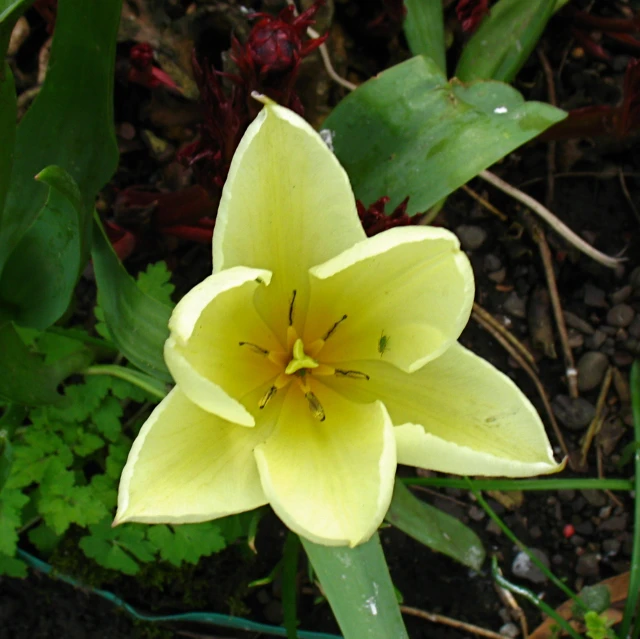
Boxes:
[2,1,639,638]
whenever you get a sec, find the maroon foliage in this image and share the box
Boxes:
[456,0,489,34]
[357,196,419,237]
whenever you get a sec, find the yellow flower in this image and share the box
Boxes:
[115,104,561,547]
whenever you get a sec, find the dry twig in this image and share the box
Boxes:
[479,170,622,269]
[581,367,613,467]
[526,217,579,399]
[473,302,538,370]
[285,0,358,92]
[536,47,557,207]
[461,184,508,221]
[401,605,506,639]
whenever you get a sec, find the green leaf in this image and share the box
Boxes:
[137,261,176,306]
[80,518,156,575]
[6,429,72,489]
[91,217,172,382]
[0,321,65,405]
[38,463,108,535]
[324,55,566,215]
[301,532,409,639]
[403,0,446,75]
[0,0,121,328]
[147,522,226,566]
[28,522,61,553]
[0,63,15,215]
[0,167,83,328]
[0,487,28,555]
[0,429,13,491]
[0,552,27,577]
[386,481,485,570]
[456,0,556,83]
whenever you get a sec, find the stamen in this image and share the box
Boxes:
[288,290,297,326]
[335,369,370,381]
[259,386,277,409]
[323,314,347,341]
[305,392,326,422]
[239,341,269,356]
[258,373,292,409]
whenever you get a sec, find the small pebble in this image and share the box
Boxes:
[488,268,507,284]
[529,525,542,539]
[563,311,595,335]
[512,549,550,584]
[598,515,628,533]
[574,521,594,536]
[628,315,640,339]
[552,395,595,430]
[614,351,634,367]
[567,329,584,349]
[584,284,607,308]
[500,622,520,638]
[607,304,635,328]
[468,505,486,521]
[456,225,487,250]
[484,254,502,272]
[585,330,607,350]
[581,489,607,507]
[576,553,600,577]
[558,490,576,502]
[610,285,632,305]
[577,351,609,392]
[503,292,527,318]
[602,539,621,556]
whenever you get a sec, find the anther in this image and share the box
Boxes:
[239,341,269,356]
[335,369,370,380]
[259,386,277,409]
[288,290,297,326]
[305,392,326,422]
[322,314,347,341]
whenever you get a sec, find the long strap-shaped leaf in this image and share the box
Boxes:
[301,533,409,639]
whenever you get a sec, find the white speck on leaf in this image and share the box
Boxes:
[494,106,508,114]
[364,596,378,616]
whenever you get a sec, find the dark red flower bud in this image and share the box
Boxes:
[130,43,154,71]
[456,0,489,34]
[238,2,327,78]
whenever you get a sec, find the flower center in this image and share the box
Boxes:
[240,290,370,422]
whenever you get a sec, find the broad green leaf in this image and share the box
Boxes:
[325,55,565,215]
[0,430,13,492]
[0,0,32,65]
[404,0,446,75]
[0,321,64,405]
[386,481,485,570]
[0,63,15,215]
[91,218,172,382]
[456,0,556,83]
[0,0,121,328]
[0,167,83,328]
[301,533,409,639]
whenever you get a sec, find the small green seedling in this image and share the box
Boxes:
[378,331,390,357]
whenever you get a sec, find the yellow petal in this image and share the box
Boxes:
[213,104,366,341]
[321,342,560,476]
[115,387,276,525]
[166,266,281,427]
[254,383,396,547]
[305,226,474,372]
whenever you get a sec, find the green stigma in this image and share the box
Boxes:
[285,338,319,375]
